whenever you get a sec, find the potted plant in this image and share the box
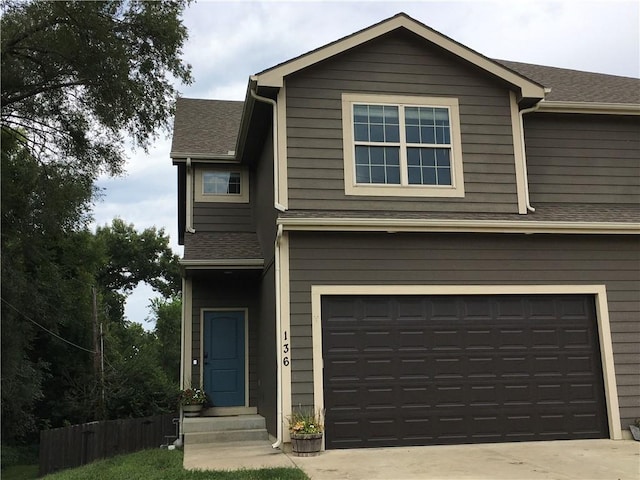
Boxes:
[179,387,207,417]
[630,418,640,441]
[288,407,324,456]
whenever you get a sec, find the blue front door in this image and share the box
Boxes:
[203,311,245,407]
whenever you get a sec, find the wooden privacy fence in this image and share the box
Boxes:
[39,413,178,476]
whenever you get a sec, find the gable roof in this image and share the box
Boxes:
[171,98,243,159]
[173,59,640,160]
[254,12,546,101]
[171,14,640,160]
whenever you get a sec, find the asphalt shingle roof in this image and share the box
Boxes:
[497,60,640,104]
[278,204,640,224]
[171,98,244,157]
[182,232,263,261]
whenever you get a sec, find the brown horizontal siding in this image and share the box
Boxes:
[525,114,640,205]
[285,29,519,214]
[287,232,640,431]
[193,203,254,232]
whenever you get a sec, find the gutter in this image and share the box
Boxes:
[271,224,284,449]
[276,217,640,235]
[179,259,264,270]
[185,158,196,233]
[249,79,286,213]
[537,101,640,115]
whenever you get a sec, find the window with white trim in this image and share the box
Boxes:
[195,168,249,203]
[342,93,465,197]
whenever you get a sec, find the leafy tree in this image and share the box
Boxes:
[1,128,97,440]
[152,297,182,385]
[94,219,181,326]
[1,0,193,177]
[102,320,179,419]
[0,0,192,444]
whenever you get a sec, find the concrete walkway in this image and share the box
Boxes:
[184,439,640,479]
[183,440,296,470]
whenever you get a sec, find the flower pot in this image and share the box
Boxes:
[182,404,203,417]
[291,433,323,457]
[630,425,640,441]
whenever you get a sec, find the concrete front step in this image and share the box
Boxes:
[203,406,257,416]
[182,414,269,446]
[183,414,266,434]
[184,428,269,445]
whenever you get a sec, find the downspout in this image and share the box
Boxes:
[185,157,196,233]
[271,224,284,449]
[178,276,187,441]
[250,82,286,449]
[519,103,541,213]
[249,84,287,212]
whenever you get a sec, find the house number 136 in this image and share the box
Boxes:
[283,330,290,367]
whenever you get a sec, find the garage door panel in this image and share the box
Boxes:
[322,294,608,449]
[462,297,492,318]
[563,327,592,348]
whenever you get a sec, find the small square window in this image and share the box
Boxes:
[203,172,242,195]
[195,168,249,203]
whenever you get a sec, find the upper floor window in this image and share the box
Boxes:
[342,93,465,197]
[195,167,249,203]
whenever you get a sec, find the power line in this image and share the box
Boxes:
[0,297,97,354]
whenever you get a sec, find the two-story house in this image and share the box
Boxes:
[171,13,639,450]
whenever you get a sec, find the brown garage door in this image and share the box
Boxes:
[322,294,608,449]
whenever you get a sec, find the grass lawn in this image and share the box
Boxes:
[38,449,308,480]
[1,464,39,480]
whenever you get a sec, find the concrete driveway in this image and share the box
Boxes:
[184,439,639,479]
[290,439,639,480]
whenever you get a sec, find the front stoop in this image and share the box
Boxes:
[182,414,268,445]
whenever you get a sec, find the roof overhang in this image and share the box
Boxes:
[180,259,265,270]
[254,13,546,102]
[171,154,239,166]
[277,217,640,235]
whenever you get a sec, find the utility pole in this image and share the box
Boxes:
[92,286,105,419]
[91,286,100,374]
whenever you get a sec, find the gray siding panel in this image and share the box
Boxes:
[525,114,640,204]
[192,202,254,232]
[257,263,277,435]
[287,232,640,431]
[285,30,520,213]
[252,127,278,435]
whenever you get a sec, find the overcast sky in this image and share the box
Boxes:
[92,0,640,328]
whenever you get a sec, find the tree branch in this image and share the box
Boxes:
[1,79,88,108]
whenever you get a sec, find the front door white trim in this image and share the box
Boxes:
[310,284,621,442]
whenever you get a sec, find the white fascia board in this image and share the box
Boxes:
[180,259,264,270]
[171,153,238,162]
[537,101,640,115]
[277,217,640,235]
[255,15,545,100]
